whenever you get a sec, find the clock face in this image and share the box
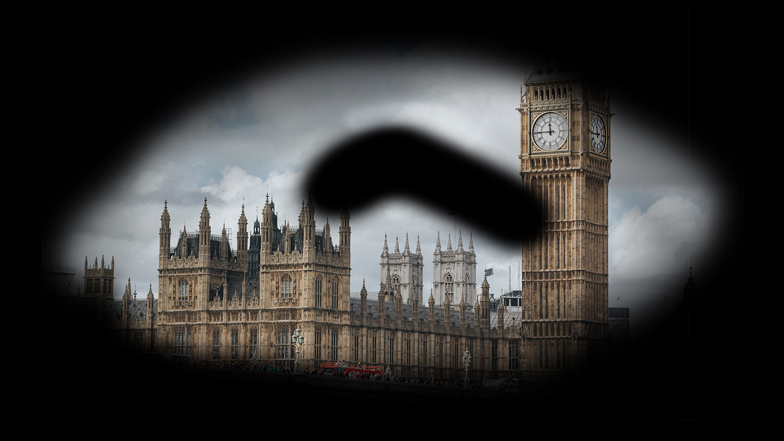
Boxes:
[533,112,567,151]
[590,114,607,153]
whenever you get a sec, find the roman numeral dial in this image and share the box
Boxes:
[532,112,567,151]
[590,114,607,153]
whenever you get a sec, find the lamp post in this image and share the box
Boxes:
[291,328,304,373]
[462,349,472,389]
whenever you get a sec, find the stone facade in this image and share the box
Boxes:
[99,67,612,382]
[516,66,612,372]
[147,195,524,382]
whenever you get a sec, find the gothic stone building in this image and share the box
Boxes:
[150,195,526,382]
[105,66,612,383]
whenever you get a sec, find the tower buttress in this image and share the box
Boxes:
[237,203,248,256]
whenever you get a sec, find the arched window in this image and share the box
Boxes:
[230,328,239,360]
[444,274,454,302]
[392,274,400,293]
[281,275,293,298]
[212,329,220,359]
[174,327,190,355]
[331,278,339,309]
[315,276,323,308]
[178,280,189,301]
[277,325,291,359]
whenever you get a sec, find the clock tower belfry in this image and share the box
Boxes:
[517,66,611,378]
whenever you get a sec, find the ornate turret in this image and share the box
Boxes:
[220,223,229,260]
[122,278,132,320]
[237,203,248,260]
[199,198,210,252]
[160,200,171,266]
[324,218,333,252]
[479,276,491,330]
[260,194,279,255]
[360,279,368,325]
[428,290,435,325]
[146,284,155,327]
[339,209,350,255]
[300,195,316,255]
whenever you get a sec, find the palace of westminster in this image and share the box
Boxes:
[61,67,624,384]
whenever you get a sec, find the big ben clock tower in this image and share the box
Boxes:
[517,66,611,378]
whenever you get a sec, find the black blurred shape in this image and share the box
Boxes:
[305,127,541,247]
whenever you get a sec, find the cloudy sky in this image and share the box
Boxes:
[43,13,742,341]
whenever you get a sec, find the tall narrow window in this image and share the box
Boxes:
[388,334,395,364]
[315,276,323,308]
[420,336,427,367]
[175,328,190,355]
[277,326,291,359]
[436,336,443,368]
[444,274,454,303]
[352,332,359,364]
[331,279,339,309]
[314,329,322,360]
[231,329,239,359]
[178,280,189,302]
[491,339,498,371]
[509,340,519,371]
[370,332,377,364]
[330,329,339,361]
[281,275,293,299]
[404,335,411,366]
[250,328,258,358]
[212,329,220,359]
